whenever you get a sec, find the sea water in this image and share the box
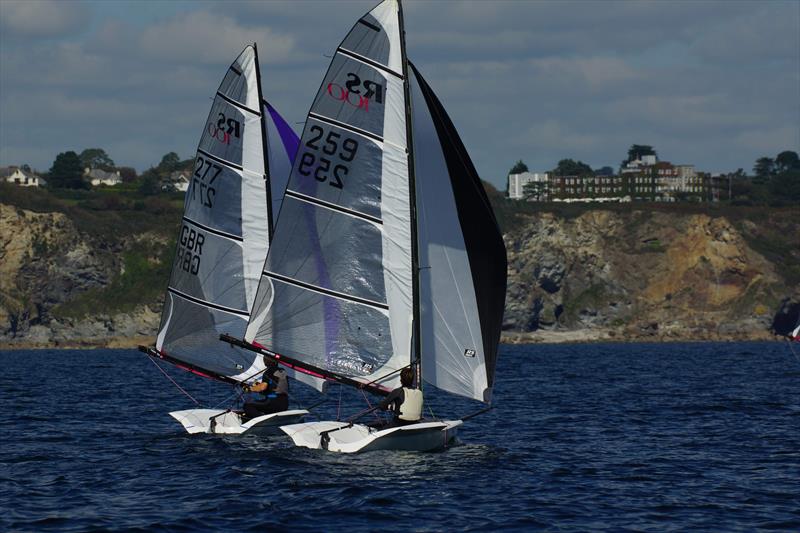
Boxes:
[1,342,798,531]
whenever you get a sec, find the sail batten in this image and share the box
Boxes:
[216,91,261,116]
[167,287,250,317]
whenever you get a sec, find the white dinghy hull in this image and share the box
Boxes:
[169,409,308,435]
[280,420,462,453]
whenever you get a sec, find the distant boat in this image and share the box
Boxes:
[223,0,507,452]
[140,44,324,435]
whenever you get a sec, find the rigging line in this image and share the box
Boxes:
[148,355,202,407]
[361,360,418,388]
[785,337,800,366]
[359,387,382,425]
[337,383,343,421]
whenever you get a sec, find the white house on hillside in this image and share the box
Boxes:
[85,167,122,186]
[165,170,190,192]
[1,166,46,187]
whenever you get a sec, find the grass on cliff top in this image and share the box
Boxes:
[51,241,173,320]
[1,183,184,240]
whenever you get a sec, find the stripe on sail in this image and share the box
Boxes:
[308,113,384,143]
[229,65,242,76]
[358,17,381,32]
[264,271,389,311]
[337,47,403,79]
[197,148,244,172]
[182,216,244,242]
[168,287,250,317]
[284,190,383,226]
[216,91,261,116]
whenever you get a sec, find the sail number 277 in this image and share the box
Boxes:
[191,156,221,208]
[297,125,359,189]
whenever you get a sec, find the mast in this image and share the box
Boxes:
[252,42,274,240]
[397,0,421,385]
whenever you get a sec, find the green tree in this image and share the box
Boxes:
[138,168,161,195]
[594,166,614,176]
[117,166,138,183]
[625,144,657,163]
[769,168,800,204]
[522,180,546,201]
[157,152,181,174]
[79,148,115,170]
[508,160,529,175]
[753,157,775,178]
[553,158,592,176]
[775,150,799,172]
[48,151,88,189]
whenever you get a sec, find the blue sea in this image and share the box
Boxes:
[2,342,799,531]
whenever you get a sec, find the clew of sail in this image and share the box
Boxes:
[409,62,507,404]
[245,0,413,392]
[156,45,299,383]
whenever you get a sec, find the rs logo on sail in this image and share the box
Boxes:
[207,113,241,145]
[175,225,204,275]
[326,72,384,111]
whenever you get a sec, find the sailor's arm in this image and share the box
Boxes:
[378,388,402,410]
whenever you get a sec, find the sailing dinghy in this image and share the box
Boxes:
[140,45,324,435]
[224,0,507,452]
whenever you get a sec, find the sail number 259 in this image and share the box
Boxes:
[297,125,359,189]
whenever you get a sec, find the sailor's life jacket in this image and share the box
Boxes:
[398,387,423,421]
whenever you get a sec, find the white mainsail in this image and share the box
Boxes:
[245,0,413,392]
[155,45,306,384]
[245,0,506,404]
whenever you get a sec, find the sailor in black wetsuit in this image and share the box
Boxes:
[377,367,423,427]
[242,358,289,420]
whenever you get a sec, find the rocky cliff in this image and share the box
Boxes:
[0,202,165,348]
[503,206,799,343]
[1,198,798,348]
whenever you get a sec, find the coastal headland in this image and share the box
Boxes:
[1,184,798,349]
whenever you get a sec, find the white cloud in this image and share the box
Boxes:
[138,11,297,65]
[0,0,88,39]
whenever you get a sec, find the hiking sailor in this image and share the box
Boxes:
[377,367,423,426]
[242,357,289,419]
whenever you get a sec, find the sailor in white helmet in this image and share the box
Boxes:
[377,367,423,427]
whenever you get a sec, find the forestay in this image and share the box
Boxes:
[156,46,296,383]
[246,0,413,392]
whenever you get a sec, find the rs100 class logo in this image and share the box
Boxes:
[207,112,241,145]
[326,72,384,111]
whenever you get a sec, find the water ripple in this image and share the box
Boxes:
[1,342,799,531]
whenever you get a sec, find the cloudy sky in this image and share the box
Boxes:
[1,0,798,188]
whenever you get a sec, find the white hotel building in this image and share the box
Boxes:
[507,171,549,200]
